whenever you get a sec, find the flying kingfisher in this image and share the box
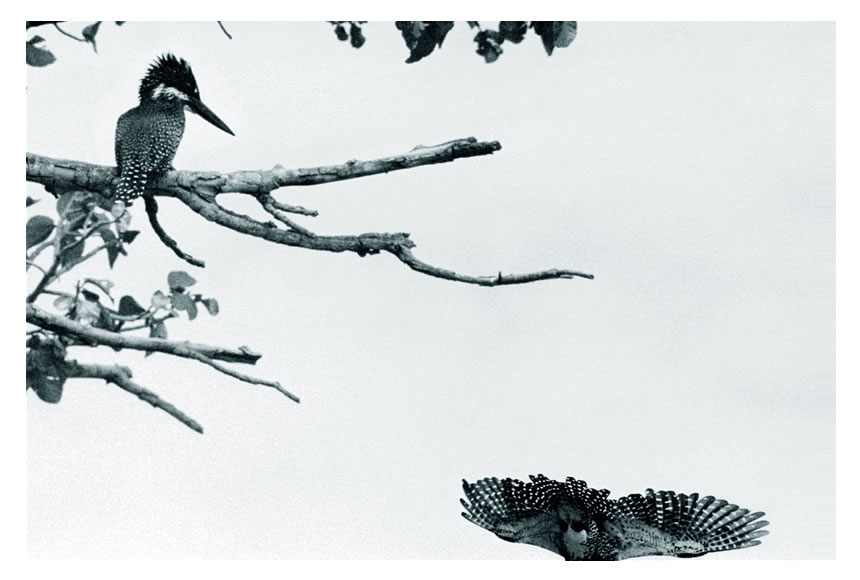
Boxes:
[113,53,234,204]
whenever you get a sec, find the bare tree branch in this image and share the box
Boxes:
[394,247,593,286]
[26,138,501,196]
[217,21,233,39]
[265,198,318,217]
[26,304,262,365]
[143,194,205,267]
[27,258,60,303]
[53,23,84,42]
[258,193,316,236]
[26,138,595,285]
[180,350,300,403]
[65,361,204,433]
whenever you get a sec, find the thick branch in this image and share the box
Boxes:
[26,303,262,364]
[27,139,594,285]
[65,361,204,433]
[26,139,501,196]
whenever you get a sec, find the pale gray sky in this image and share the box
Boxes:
[26,21,834,559]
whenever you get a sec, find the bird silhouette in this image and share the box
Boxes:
[461,474,769,560]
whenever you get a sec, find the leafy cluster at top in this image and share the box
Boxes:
[328,21,366,49]
[332,21,578,64]
[27,21,578,68]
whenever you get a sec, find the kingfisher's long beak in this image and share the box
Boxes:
[189,97,235,136]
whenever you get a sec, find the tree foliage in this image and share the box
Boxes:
[26,21,578,67]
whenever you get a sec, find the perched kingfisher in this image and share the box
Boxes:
[114,53,234,204]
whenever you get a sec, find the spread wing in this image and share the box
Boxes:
[460,475,566,557]
[606,488,770,559]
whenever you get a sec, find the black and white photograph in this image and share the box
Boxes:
[24,19,837,567]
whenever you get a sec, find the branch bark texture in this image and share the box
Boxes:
[26,138,594,284]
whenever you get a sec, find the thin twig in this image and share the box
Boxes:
[26,303,263,365]
[217,21,233,39]
[27,238,54,264]
[394,247,595,285]
[53,23,84,41]
[144,195,205,267]
[266,197,318,217]
[27,258,60,303]
[258,194,316,236]
[26,261,49,276]
[55,242,111,277]
[65,361,203,433]
[182,350,300,403]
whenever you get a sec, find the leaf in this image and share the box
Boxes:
[150,290,171,310]
[82,21,101,52]
[26,338,68,403]
[55,191,77,216]
[531,21,556,55]
[56,191,90,230]
[531,21,577,56]
[150,320,168,339]
[96,307,119,331]
[58,235,84,266]
[350,23,366,48]
[499,21,528,44]
[120,230,140,244]
[28,370,65,402]
[107,202,132,233]
[53,295,74,311]
[396,21,454,63]
[106,244,120,268]
[110,202,126,219]
[26,36,55,67]
[26,215,54,248]
[75,297,101,324]
[170,292,198,320]
[118,295,147,316]
[475,30,503,63]
[202,298,220,316]
[467,21,481,29]
[83,278,114,300]
[167,270,197,291]
[81,289,100,303]
[552,21,577,48]
[334,23,348,41]
[27,196,39,207]
[96,227,119,267]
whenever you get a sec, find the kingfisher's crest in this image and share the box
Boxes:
[138,53,200,103]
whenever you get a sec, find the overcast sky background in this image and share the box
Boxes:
[26,21,834,559]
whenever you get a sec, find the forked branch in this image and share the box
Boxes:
[26,138,594,284]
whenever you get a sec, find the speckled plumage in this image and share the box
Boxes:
[113,54,233,204]
[461,474,769,560]
[114,100,186,203]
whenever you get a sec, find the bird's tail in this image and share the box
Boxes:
[114,167,149,204]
